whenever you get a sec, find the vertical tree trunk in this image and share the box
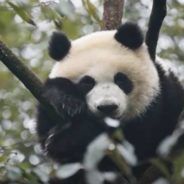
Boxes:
[102,0,125,30]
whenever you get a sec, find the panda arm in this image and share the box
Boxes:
[36,77,87,148]
[37,77,105,163]
[37,99,105,164]
[42,77,87,120]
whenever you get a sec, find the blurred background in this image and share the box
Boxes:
[0,0,184,183]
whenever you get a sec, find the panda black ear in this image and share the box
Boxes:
[48,32,71,61]
[114,22,144,50]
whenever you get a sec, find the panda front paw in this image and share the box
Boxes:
[53,95,86,119]
[45,116,104,164]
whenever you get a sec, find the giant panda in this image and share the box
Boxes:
[37,22,184,184]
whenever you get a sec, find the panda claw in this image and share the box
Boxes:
[52,96,85,118]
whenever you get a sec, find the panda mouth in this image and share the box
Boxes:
[94,110,121,120]
[104,113,121,119]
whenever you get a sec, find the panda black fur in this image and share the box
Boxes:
[37,22,184,183]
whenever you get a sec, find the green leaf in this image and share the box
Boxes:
[7,1,36,26]
[82,0,102,26]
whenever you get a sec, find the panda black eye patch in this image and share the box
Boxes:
[78,76,95,94]
[114,72,133,94]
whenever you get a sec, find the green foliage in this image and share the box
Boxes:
[7,1,36,26]
[82,0,102,27]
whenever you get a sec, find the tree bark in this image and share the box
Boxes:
[0,41,57,117]
[102,0,124,30]
[0,41,43,102]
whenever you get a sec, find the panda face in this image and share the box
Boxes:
[49,23,160,120]
[86,81,128,118]
[79,72,133,118]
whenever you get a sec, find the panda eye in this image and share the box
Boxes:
[78,76,95,94]
[114,72,133,94]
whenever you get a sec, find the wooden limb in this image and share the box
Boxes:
[102,0,124,30]
[0,40,56,116]
[146,0,167,61]
[0,41,43,101]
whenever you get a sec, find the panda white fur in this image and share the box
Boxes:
[37,22,184,184]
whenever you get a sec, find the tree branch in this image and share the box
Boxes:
[0,41,43,101]
[102,0,124,30]
[0,41,56,116]
[146,0,167,61]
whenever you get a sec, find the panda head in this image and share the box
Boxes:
[48,22,160,120]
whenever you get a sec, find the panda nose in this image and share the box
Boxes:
[97,104,118,114]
